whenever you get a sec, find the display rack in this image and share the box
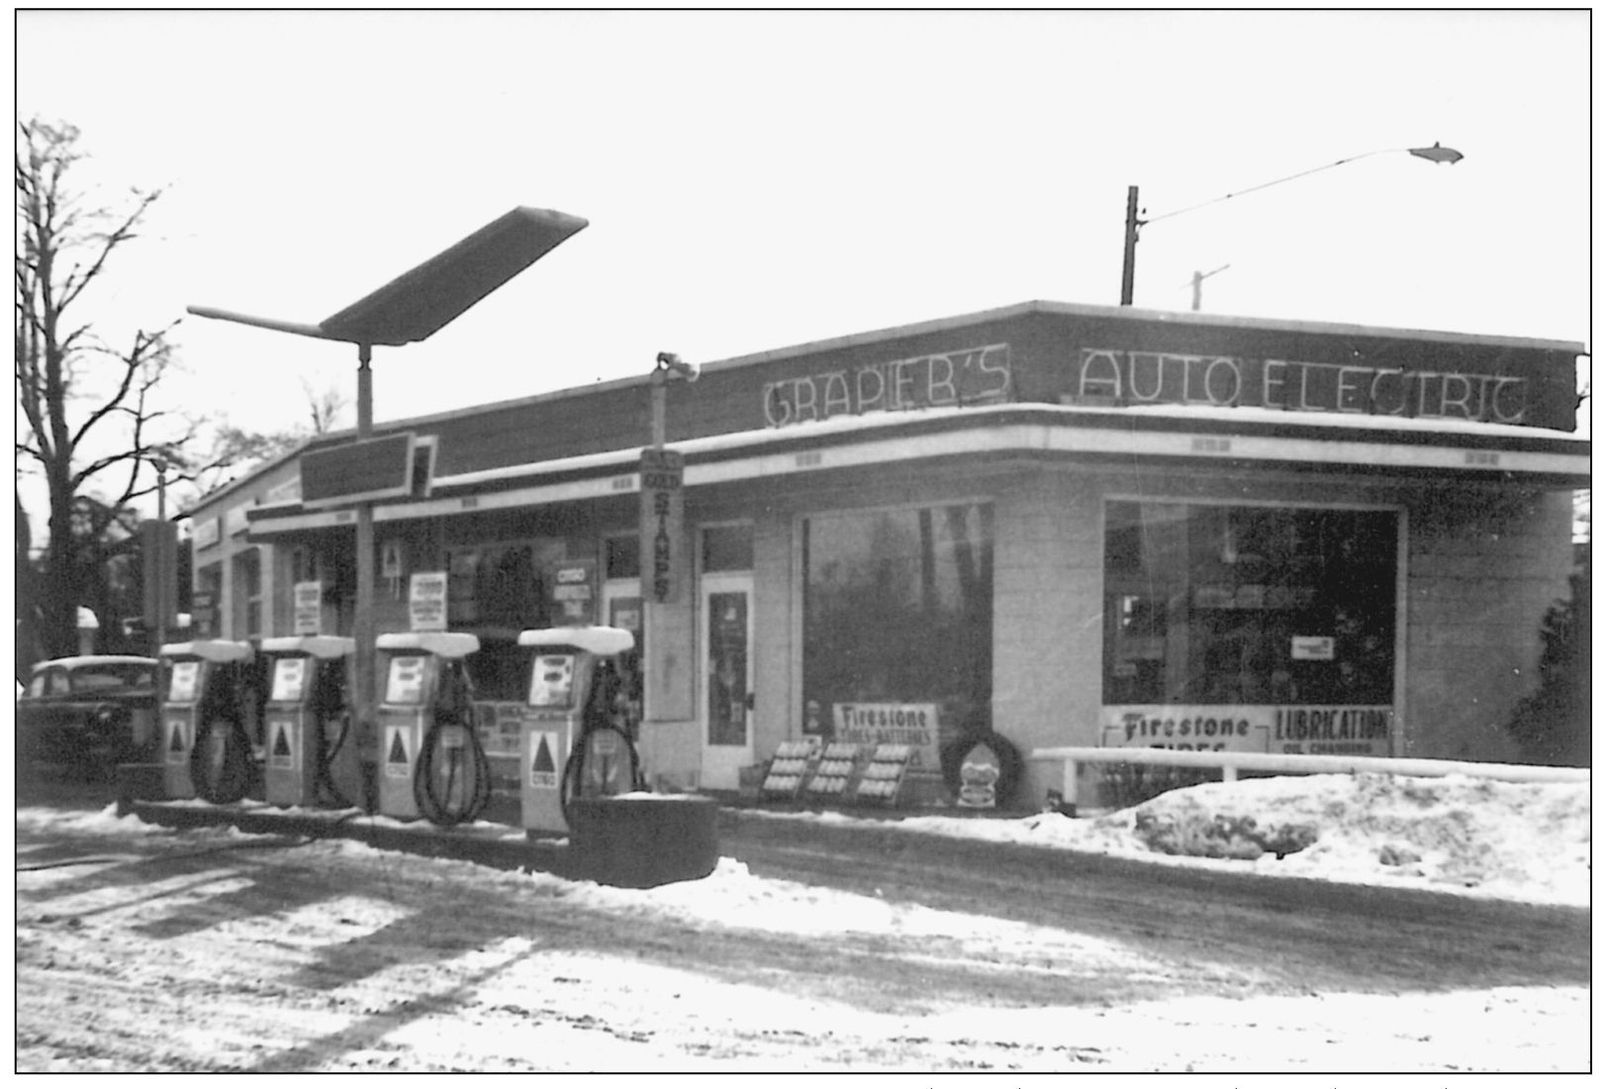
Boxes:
[853,744,913,806]
[802,742,861,800]
[760,740,817,800]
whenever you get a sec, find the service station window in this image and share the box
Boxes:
[447,543,545,628]
[604,534,641,579]
[234,547,263,638]
[1102,501,1396,706]
[802,503,993,743]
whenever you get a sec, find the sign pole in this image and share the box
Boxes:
[641,359,691,727]
[354,344,377,797]
[155,461,169,652]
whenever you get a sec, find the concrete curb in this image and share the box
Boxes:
[119,768,720,889]
[124,798,590,879]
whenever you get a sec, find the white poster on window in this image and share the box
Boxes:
[293,581,322,635]
[409,572,448,632]
[1290,636,1336,661]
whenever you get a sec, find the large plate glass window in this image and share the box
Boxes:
[802,504,993,766]
[1102,501,1397,756]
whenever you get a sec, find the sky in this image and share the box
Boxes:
[14,9,1592,513]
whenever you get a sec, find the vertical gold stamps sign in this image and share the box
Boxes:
[639,448,685,606]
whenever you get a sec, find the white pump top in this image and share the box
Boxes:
[376,631,481,658]
[259,635,357,659]
[517,626,635,656]
[158,639,255,663]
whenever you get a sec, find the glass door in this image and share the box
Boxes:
[699,574,753,789]
[601,578,645,727]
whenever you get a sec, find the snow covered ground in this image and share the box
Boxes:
[886,771,1591,907]
[15,771,1591,1072]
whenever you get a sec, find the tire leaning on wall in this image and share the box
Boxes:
[940,731,1024,809]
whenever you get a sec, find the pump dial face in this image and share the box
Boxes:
[167,661,200,704]
[529,655,576,708]
[385,656,429,705]
[270,658,308,703]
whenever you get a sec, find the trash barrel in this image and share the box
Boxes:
[566,793,719,888]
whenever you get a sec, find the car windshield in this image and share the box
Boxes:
[69,664,155,692]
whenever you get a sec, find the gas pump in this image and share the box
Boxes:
[158,640,257,803]
[260,635,358,809]
[374,632,492,825]
[517,626,644,836]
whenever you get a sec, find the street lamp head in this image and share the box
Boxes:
[1408,142,1464,165]
[656,351,700,383]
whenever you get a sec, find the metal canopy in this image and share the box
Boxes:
[186,206,588,346]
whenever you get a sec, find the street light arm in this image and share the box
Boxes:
[185,305,341,342]
[1119,142,1462,307]
[1144,146,1440,226]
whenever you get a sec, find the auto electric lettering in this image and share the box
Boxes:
[1076,349,1528,424]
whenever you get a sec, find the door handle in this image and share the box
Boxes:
[745,692,755,711]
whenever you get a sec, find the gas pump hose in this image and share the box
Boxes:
[313,711,354,809]
[189,714,256,805]
[414,709,493,827]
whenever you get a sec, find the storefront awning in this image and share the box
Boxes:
[243,403,1590,538]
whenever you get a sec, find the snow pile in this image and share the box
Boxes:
[871,772,1589,905]
[15,805,168,838]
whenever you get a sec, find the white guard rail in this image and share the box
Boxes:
[1031,745,1589,807]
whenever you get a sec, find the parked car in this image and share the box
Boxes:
[17,655,160,773]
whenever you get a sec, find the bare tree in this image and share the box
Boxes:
[16,119,213,658]
[176,377,348,506]
[300,376,350,436]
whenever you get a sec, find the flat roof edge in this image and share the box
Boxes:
[1024,300,1585,355]
[306,299,1585,447]
[192,301,1586,518]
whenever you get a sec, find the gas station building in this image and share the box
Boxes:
[183,300,1588,807]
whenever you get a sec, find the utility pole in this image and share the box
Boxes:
[1120,186,1140,306]
[1190,264,1232,311]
